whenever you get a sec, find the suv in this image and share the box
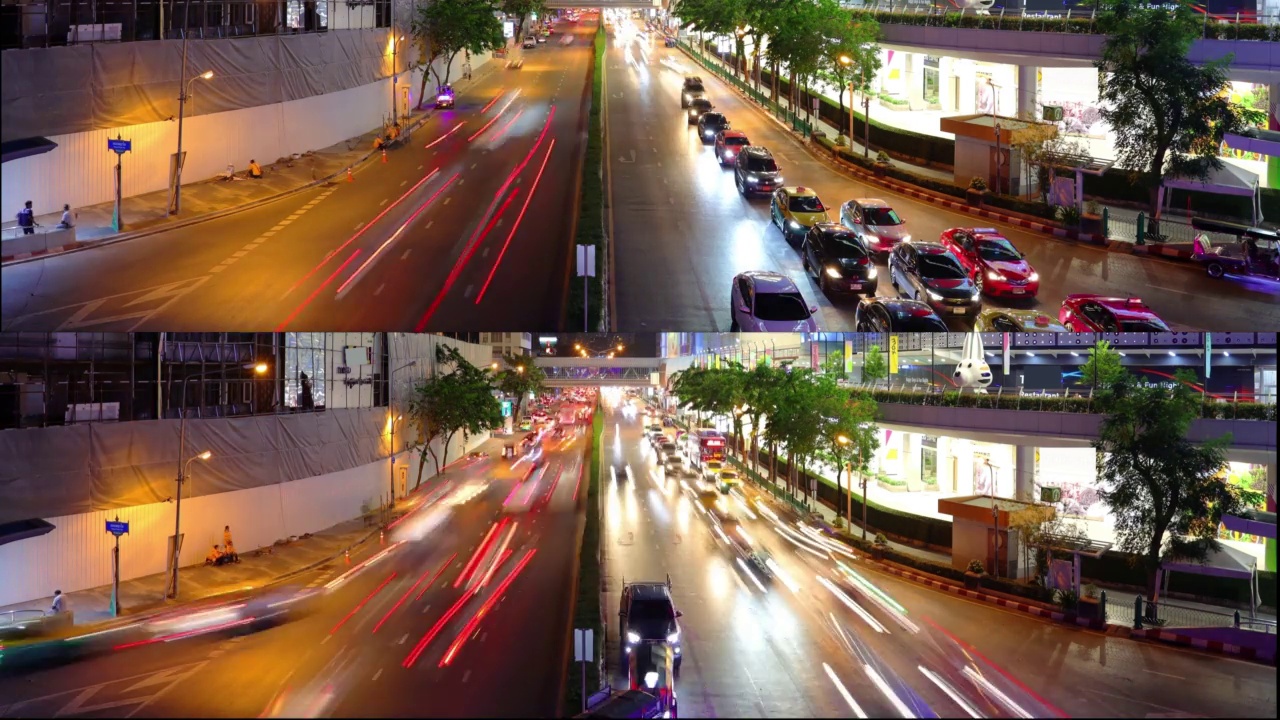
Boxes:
[734,147,783,197]
[659,441,679,459]
[680,77,706,108]
[619,577,683,670]
[686,98,714,125]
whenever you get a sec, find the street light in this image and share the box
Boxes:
[169,361,266,599]
[389,359,419,511]
[169,65,215,216]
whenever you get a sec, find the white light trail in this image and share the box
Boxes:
[919,666,983,719]
[817,575,887,634]
[823,662,869,719]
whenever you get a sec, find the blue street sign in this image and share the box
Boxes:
[107,138,132,154]
[106,520,129,536]
[501,400,513,418]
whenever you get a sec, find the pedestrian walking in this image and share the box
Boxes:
[16,200,36,235]
[57,204,74,229]
[299,372,315,410]
[50,589,66,614]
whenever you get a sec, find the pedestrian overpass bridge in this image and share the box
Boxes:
[534,357,662,387]
[546,1,657,8]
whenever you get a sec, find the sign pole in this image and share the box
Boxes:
[108,134,131,232]
[106,515,130,617]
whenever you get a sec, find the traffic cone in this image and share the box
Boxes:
[346,167,354,183]
[345,549,351,565]
[381,149,387,164]
[380,530,386,545]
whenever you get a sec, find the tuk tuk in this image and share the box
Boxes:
[435,85,455,109]
[1190,217,1279,281]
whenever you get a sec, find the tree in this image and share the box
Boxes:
[824,389,880,528]
[1092,370,1261,603]
[861,345,887,387]
[822,349,847,381]
[1095,1,1265,222]
[502,0,547,43]
[496,353,545,421]
[1076,339,1127,389]
[411,0,506,110]
[1008,113,1088,203]
[405,345,502,487]
[819,12,881,145]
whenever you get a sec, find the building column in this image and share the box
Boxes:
[1014,445,1036,503]
[1268,80,1279,191]
[1267,462,1276,572]
[1016,65,1038,120]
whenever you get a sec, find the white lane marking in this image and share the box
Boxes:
[374,283,385,296]
[462,670,472,683]
[399,634,409,645]
[261,231,276,237]
[471,163,478,170]
[372,669,383,681]
[272,225,286,231]
[418,164,424,170]
[380,198,389,207]
[444,197,452,205]
[209,265,226,273]
[321,635,332,645]
[287,214,302,221]
[458,179,465,186]
[482,247,490,258]
[464,283,475,299]
[401,249,412,260]
[1143,669,1186,680]
[425,220,434,230]
[401,180,408,187]
[354,222,365,231]
[422,604,433,614]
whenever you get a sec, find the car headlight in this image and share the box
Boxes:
[724,151,735,158]
[747,173,757,182]
[788,220,801,230]
[1029,272,1039,282]
[867,266,878,279]
[864,234,880,246]
[704,130,714,136]
[775,176,784,184]
[927,290,943,302]
[667,631,680,643]
[825,266,842,279]
[987,270,1006,281]
[627,631,641,644]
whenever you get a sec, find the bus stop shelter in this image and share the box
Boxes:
[1158,542,1263,618]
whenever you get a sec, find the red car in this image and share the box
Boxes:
[940,227,1040,298]
[714,130,750,165]
[1058,294,1171,332]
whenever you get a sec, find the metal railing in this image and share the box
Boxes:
[849,3,1280,41]
[0,609,49,627]
[1134,595,1277,632]
[680,40,814,137]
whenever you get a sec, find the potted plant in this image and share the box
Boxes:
[964,559,985,590]
[874,150,892,177]
[1080,199,1103,236]
[966,177,988,207]
[1056,203,1083,230]
[1076,583,1102,621]
[870,532,889,560]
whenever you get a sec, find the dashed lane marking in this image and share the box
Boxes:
[421,604,432,614]
[354,222,365,231]
[374,283,385,296]
[444,197,452,205]
[399,634,409,645]
[401,180,408,187]
[380,198,389,207]
[373,669,384,681]
[462,670,472,683]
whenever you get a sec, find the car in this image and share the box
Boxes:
[619,579,683,670]
[940,227,1041,298]
[680,77,705,108]
[536,34,547,43]
[701,460,724,480]
[1058,294,1171,332]
[733,146,783,197]
[434,85,455,109]
[716,469,741,493]
[801,222,879,298]
[839,199,911,258]
[686,98,714,125]
[696,112,730,143]
[888,242,981,318]
[730,271,819,332]
[613,461,629,482]
[770,187,831,246]
[853,298,948,332]
[974,309,1070,332]
[523,36,536,49]
[663,455,686,474]
[659,441,679,459]
[714,130,749,165]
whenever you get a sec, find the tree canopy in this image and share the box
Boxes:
[411,0,506,107]
[405,344,502,487]
[495,353,546,421]
[1076,339,1127,389]
[861,345,888,386]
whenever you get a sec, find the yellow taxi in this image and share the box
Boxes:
[770,186,830,246]
[974,308,1070,332]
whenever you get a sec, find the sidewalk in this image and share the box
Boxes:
[1,63,498,255]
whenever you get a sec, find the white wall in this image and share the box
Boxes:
[1,50,489,219]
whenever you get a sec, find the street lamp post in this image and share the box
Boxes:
[169,65,214,216]
[389,359,419,512]
[169,361,266,599]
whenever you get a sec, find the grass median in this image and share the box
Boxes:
[566,22,607,331]
[563,408,605,714]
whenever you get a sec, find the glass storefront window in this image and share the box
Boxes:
[921,436,938,488]
[923,68,939,105]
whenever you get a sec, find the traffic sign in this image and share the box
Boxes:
[573,627,594,662]
[106,519,129,536]
[107,138,132,154]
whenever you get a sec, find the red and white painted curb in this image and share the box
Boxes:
[1126,626,1267,662]
[1122,241,1195,260]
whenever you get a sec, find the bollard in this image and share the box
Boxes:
[380,529,386,545]
[381,149,388,164]
[1133,594,1144,630]
[1135,212,1146,245]
[1234,609,1241,629]
[347,167,354,183]
[1101,207,1109,238]
[1100,590,1107,623]
[345,548,351,565]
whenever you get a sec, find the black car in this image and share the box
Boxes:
[696,112,729,143]
[686,98,714,125]
[680,77,706,108]
[613,461,629,482]
[888,242,981,318]
[733,147,783,197]
[854,297,949,332]
[801,222,878,298]
[619,579,683,670]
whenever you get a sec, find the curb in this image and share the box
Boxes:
[1124,625,1269,663]
[678,47,1203,265]
[1,111,439,266]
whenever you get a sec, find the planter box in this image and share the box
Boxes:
[871,545,887,561]
[1080,214,1103,236]
[966,189,986,207]
[964,572,983,590]
[877,480,909,492]
[873,163,888,177]
[1076,596,1102,622]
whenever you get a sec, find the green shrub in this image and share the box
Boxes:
[969,176,988,192]
[967,559,986,575]
[567,24,607,331]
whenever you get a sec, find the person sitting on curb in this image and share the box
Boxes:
[206,544,225,566]
[248,159,264,179]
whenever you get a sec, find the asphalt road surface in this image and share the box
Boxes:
[0,427,587,719]
[598,398,1276,718]
[1,23,595,334]
[604,19,1280,332]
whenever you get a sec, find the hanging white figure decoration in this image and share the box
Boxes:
[953,330,993,390]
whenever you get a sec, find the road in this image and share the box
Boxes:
[0,426,588,719]
[603,19,1280,332]
[1,23,595,334]
[598,397,1276,718]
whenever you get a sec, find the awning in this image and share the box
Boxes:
[0,518,56,546]
[1,137,58,164]
[1161,162,1262,224]
[1161,542,1257,581]
[1225,129,1280,158]
[1222,509,1277,540]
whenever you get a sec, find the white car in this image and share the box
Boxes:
[523,37,536,49]
[730,271,819,332]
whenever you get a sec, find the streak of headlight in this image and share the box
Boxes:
[864,663,917,718]
[735,557,767,593]
[764,558,800,593]
[919,666,983,719]
[962,666,1031,718]
[835,562,918,633]
[476,522,517,590]
[736,526,755,547]
[712,525,729,545]
[733,495,759,520]
[817,575,887,634]
[610,465,617,483]
[823,663,869,719]
[774,526,828,558]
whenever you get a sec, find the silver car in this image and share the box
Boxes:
[840,198,911,259]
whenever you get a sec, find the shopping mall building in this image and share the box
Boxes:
[660,331,1278,571]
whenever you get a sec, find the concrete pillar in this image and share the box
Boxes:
[1268,81,1278,191]
[1266,462,1276,572]
[1016,65,1038,120]
[1014,445,1036,503]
